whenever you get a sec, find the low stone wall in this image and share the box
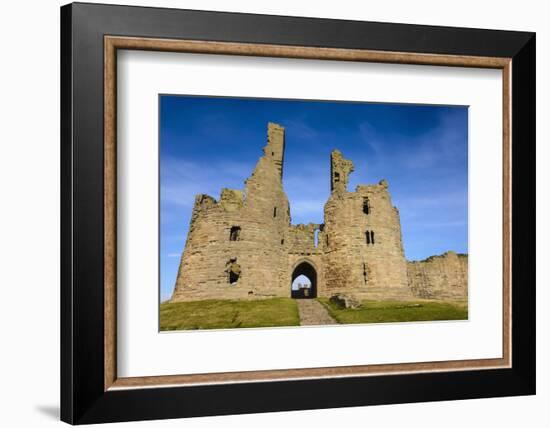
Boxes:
[407,252,468,300]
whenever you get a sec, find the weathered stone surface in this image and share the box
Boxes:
[322,173,413,300]
[329,293,362,309]
[407,252,468,299]
[170,123,468,303]
[331,150,354,193]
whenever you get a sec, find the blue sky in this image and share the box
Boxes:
[160,95,468,302]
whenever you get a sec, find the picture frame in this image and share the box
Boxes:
[60,2,535,424]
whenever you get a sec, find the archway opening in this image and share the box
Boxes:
[291,261,317,298]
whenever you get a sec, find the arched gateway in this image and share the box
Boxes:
[291,261,317,299]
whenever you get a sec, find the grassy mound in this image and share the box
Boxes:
[160,297,300,331]
[319,299,468,325]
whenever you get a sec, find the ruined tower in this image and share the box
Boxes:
[322,151,412,299]
[171,123,290,301]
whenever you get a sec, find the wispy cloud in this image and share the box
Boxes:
[283,158,330,224]
[290,199,326,223]
[284,119,319,140]
[356,109,467,175]
[358,122,384,155]
[160,155,252,207]
[395,189,468,210]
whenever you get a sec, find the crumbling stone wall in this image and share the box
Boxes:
[171,122,467,303]
[407,252,468,299]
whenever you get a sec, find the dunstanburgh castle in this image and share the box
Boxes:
[171,123,467,302]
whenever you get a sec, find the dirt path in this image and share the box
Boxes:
[296,299,337,326]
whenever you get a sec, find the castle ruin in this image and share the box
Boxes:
[171,123,467,302]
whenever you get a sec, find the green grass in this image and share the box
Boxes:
[160,297,300,331]
[319,298,468,325]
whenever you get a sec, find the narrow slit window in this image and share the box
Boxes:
[229,226,241,241]
[363,197,370,215]
[366,230,371,245]
[273,207,277,217]
[370,231,375,244]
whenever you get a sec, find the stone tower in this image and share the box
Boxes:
[322,150,411,299]
[171,123,290,301]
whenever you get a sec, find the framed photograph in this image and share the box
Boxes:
[61,2,535,424]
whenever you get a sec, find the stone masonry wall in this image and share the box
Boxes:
[407,252,468,299]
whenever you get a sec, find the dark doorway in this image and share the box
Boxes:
[291,261,317,298]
